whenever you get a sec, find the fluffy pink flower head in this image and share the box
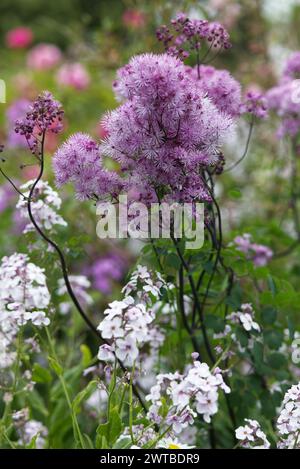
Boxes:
[5,27,33,49]
[185,64,242,117]
[55,53,236,204]
[102,53,235,203]
[27,43,62,70]
[53,133,123,201]
[56,63,90,90]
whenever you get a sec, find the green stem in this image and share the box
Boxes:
[45,328,85,449]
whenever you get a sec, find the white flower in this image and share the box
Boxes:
[0,253,51,368]
[236,424,255,442]
[170,381,190,408]
[146,384,161,402]
[18,419,48,449]
[27,311,50,327]
[277,382,300,448]
[195,392,218,422]
[96,268,165,367]
[97,344,115,363]
[240,313,260,332]
[97,316,124,339]
[235,419,270,449]
[121,265,166,301]
[229,304,260,333]
[146,360,230,433]
[16,180,67,234]
[115,335,139,366]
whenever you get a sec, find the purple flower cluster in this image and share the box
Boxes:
[53,133,123,201]
[101,53,235,203]
[234,233,273,267]
[266,52,300,138]
[88,253,127,294]
[283,52,300,80]
[185,65,242,117]
[240,90,268,119]
[156,12,231,60]
[14,92,63,154]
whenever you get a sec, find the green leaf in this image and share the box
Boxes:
[165,252,181,269]
[252,342,264,365]
[261,306,277,325]
[236,327,248,347]
[268,352,287,369]
[80,344,92,368]
[26,434,39,449]
[48,356,63,376]
[225,283,242,309]
[32,363,52,384]
[96,406,122,447]
[72,380,98,413]
[27,390,49,417]
[228,189,242,199]
[263,330,283,350]
[82,433,94,449]
[204,315,225,333]
[113,436,132,449]
[267,275,277,296]
[287,316,295,340]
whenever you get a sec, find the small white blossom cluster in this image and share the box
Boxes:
[13,409,48,448]
[235,419,270,449]
[57,275,93,314]
[0,253,51,368]
[97,266,166,367]
[277,382,300,449]
[121,265,166,300]
[228,303,260,333]
[17,180,67,233]
[19,420,48,448]
[145,357,230,433]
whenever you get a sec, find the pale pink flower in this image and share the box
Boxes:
[56,63,90,90]
[27,43,62,70]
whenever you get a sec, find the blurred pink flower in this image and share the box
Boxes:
[5,27,33,49]
[122,9,146,29]
[27,43,62,70]
[56,63,90,90]
[22,166,41,180]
